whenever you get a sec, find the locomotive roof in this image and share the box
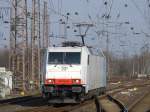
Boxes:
[47,46,82,52]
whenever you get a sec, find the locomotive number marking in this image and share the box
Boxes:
[61,66,68,71]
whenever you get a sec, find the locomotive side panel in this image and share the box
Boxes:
[99,57,107,88]
[87,56,101,90]
[86,52,106,93]
[80,47,89,93]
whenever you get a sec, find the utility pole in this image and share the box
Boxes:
[31,0,40,89]
[38,0,41,87]
[31,0,35,84]
[103,0,111,80]
[106,27,110,80]
[25,0,29,90]
[43,1,49,48]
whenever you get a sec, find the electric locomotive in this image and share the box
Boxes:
[41,45,106,103]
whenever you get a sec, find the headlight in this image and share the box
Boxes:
[48,79,52,83]
[45,79,55,84]
[72,79,81,84]
[75,79,79,83]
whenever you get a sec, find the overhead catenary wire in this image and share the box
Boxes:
[130,0,148,24]
[46,0,74,23]
[49,0,55,11]
[107,0,114,18]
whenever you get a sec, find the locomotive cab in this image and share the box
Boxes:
[41,47,86,103]
[41,46,106,103]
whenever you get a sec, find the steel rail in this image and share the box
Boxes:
[107,82,150,92]
[107,95,128,112]
[0,95,41,106]
[127,90,150,111]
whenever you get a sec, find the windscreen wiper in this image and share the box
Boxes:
[54,64,57,67]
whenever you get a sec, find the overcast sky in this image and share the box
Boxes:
[0,0,150,57]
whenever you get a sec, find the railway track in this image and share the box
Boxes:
[127,90,150,112]
[98,95,128,112]
[107,81,150,93]
[14,86,131,112]
[0,93,126,112]
[0,81,149,112]
[0,96,41,104]
[14,95,126,112]
[0,95,43,107]
[95,82,150,112]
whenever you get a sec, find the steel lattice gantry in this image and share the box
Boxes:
[10,0,28,92]
[10,0,49,92]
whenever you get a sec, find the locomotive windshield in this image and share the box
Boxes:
[48,52,81,64]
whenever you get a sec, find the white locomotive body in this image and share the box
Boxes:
[41,46,106,103]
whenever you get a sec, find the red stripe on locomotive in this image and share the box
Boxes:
[45,79,81,85]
